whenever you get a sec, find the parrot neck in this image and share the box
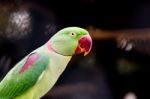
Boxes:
[45,41,57,53]
[45,41,72,57]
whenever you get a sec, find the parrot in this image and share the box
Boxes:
[0,27,92,99]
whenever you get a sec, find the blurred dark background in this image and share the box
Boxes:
[0,0,150,99]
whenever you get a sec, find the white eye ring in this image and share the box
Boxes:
[69,32,76,37]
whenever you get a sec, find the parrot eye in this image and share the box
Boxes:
[69,32,76,37]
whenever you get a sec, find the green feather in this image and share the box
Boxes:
[0,51,49,99]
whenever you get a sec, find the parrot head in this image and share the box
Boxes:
[47,27,92,56]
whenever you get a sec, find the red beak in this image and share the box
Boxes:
[75,34,92,56]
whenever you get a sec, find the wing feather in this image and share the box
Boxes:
[0,52,49,98]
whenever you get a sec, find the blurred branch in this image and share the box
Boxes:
[87,26,150,40]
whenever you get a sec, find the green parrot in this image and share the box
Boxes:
[0,27,92,99]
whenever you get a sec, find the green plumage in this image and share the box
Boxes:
[0,51,49,99]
